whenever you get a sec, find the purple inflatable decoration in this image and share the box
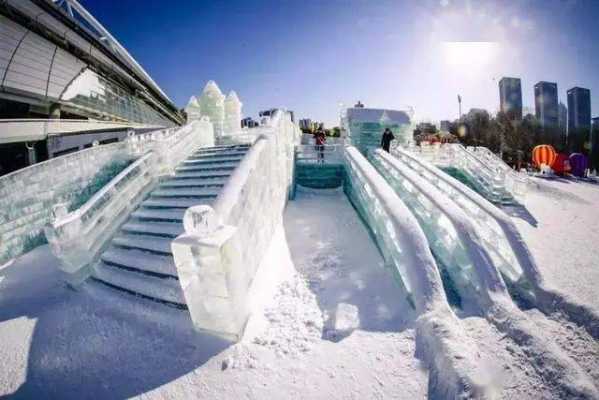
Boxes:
[569,153,588,177]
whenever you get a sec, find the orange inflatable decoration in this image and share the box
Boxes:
[532,144,557,168]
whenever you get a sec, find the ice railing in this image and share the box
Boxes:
[391,147,537,297]
[217,130,260,146]
[45,152,156,285]
[371,149,515,311]
[294,144,343,164]
[469,146,528,198]
[171,111,299,340]
[46,119,215,285]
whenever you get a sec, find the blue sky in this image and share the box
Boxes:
[81,0,599,126]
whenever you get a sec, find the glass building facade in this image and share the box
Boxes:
[60,69,176,126]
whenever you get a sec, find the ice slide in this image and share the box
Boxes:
[341,146,493,398]
[418,143,523,204]
[368,148,598,397]
[391,146,599,339]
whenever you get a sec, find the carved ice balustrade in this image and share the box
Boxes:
[171,112,299,340]
[45,120,215,284]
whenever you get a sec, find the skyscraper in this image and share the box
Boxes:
[591,117,599,171]
[567,87,591,152]
[534,82,559,128]
[499,77,522,120]
[558,102,568,133]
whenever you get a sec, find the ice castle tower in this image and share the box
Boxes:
[185,96,202,122]
[224,91,242,134]
[199,81,225,137]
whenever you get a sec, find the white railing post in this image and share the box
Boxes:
[171,205,244,340]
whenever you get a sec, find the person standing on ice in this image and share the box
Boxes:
[381,128,395,152]
[314,124,326,163]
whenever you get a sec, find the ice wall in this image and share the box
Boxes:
[0,141,135,263]
[172,111,299,340]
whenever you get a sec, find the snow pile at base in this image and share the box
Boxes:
[252,274,323,357]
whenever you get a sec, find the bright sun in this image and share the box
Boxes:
[441,41,500,72]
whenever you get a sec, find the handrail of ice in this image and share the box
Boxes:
[393,146,599,338]
[45,119,215,285]
[171,111,300,341]
[45,152,156,285]
[342,145,493,398]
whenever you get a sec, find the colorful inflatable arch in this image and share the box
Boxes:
[569,153,588,177]
[532,145,557,168]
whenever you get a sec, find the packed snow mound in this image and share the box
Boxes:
[252,274,323,358]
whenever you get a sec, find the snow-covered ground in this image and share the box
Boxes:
[1,181,598,399]
[510,177,599,315]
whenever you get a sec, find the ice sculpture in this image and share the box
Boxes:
[414,143,525,203]
[224,91,242,134]
[343,107,412,155]
[172,111,299,340]
[199,81,225,138]
[185,96,202,122]
[45,120,215,286]
[342,146,491,397]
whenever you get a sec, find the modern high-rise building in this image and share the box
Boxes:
[558,102,568,134]
[591,117,599,170]
[499,77,522,120]
[567,87,591,152]
[534,82,559,128]
[439,120,451,132]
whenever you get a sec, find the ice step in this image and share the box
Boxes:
[121,221,183,238]
[101,247,177,277]
[113,234,173,255]
[188,149,248,159]
[131,208,185,222]
[141,197,212,209]
[182,156,244,165]
[194,144,250,153]
[93,263,186,307]
[175,162,239,172]
[172,170,232,180]
[151,187,220,198]
[159,178,227,188]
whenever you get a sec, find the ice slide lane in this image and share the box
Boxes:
[343,146,493,399]
[370,149,599,398]
[392,146,599,340]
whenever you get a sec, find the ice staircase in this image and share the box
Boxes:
[90,143,251,309]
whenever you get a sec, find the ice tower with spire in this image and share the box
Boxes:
[224,91,243,134]
[199,80,226,137]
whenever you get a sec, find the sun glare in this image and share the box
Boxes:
[441,41,500,71]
